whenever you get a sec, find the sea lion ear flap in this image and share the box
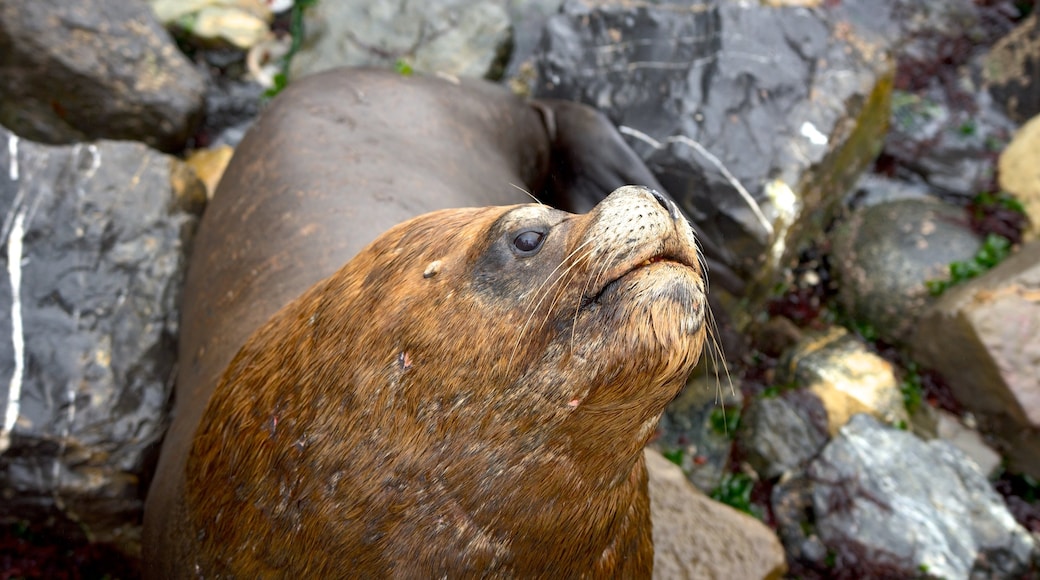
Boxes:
[530,99,668,215]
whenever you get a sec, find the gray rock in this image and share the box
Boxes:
[810,414,1035,579]
[534,0,894,296]
[883,83,1016,199]
[831,198,982,344]
[0,127,204,552]
[846,174,933,210]
[0,0,206,152]
[504,0,564,86]
[738,388,829,480]
[912,240,1040,480]
[291,0,513,80]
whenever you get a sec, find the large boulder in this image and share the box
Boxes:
[0,127,204,554]
[808,415,1035,579]
[0,0,207,152]
[533,0,895,314]
[912,240,1040,479]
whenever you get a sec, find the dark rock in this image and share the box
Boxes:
[504,0,564,89]
[0,127,203,553]
[831,198,981,344]
[809,414,1034,579]
[655,375,742,493]
[534,0,895,300]
[911,240,1040,480]
[771,474,829,569]
[738,389,829,480]
[984,12,1040,123]
[0,0,206,152]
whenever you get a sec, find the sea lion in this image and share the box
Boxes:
[142,68,708,576]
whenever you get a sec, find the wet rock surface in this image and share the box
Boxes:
[0,0,207,152]
[809,414,1035,579]
[0,127,203,553]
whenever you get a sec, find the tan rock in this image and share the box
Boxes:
[998,114,1040,241]
[185,145,235,200]
[779,327,907,435]
[647,449,787,580]
[912,240,1040,478]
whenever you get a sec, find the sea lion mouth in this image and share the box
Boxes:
[582,249,700,308]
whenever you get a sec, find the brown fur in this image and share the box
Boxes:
[181,187,706,576]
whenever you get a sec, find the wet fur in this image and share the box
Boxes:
[184,189,706,576]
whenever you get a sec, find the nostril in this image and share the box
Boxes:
[649,189,680,220]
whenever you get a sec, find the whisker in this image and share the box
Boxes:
[508,183,543,205]
[508,238,598,370]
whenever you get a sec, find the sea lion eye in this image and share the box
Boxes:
[512,229,546,256]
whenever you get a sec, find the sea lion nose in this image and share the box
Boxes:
[649,188,681,221]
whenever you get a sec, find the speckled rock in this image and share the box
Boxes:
[831,198,982,344]
[0,127,204,554]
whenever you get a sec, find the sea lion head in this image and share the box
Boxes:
[185,185,707,576]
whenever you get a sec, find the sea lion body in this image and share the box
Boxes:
[143,68,707,576]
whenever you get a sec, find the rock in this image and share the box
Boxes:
[845,174,933,210]
[0,127,203,554]
[777,327,907,435]
[290,0,512,80]
[646,448,788,580]
[882,84,1015,199]
[908,405,1002,478]
[0,0,207,152]
[534,0,895,305]
[185,145,235,199]
[809,414,1035,579]
[831,198,982,344]
[983,12,1040,123]
[738,389,829,480]
[151,0,274,49]
[655,374,742,493]
[934,410,1003,478]
[503,0,564,93]
[912,240,1040,479]
[999,114,1040,241]
[771,474,829,570]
